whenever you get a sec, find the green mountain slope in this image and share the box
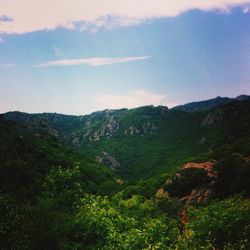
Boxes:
[4,98,250,180]
[0,115,118,200]
[0,116,123,248]
[1,97,250,249]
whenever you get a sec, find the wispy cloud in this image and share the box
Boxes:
[94,89,177,110]
[35,56,151,67]
[60,16,148,33]
[0,64,15,67]
[0,0,249,33]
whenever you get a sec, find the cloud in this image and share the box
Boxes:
[243,5,250,13]
[61,16,148,33]
[0,15,13,22]
[0,64,15,67]
[0,38,4,43]
[0,0,249,33]
[35,56,150,67]
[94,89,177,110]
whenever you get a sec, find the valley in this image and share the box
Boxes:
[1,96,250,249]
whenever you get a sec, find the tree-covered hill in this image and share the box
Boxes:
[1,96,250,249]
[4,97,250,180]
[0,115,118,199]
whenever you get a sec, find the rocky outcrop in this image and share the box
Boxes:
[181,161,217,178]
[142,122,157,134]
[181,188,213,208]
[160,160,218,208]
[159,160,218,229]
[96,152,121,171]
[99,114,119,138]
[124,126,140,135]
[124,122,157,136]
[116,178,124,185]
[87,112,119,142]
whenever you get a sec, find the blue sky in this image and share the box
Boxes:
[0,1,250,115]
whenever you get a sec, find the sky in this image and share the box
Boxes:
[0,0,250,115]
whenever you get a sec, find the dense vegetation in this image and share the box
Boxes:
[5,98,250,181]
[0,116,119,248]
[1,98,250,249]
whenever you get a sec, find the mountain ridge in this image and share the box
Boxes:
[3,95,250,180]
[1,96,250,249]
[172,95,250,112]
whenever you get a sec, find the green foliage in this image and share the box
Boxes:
[65,194,179,249]
[1,100,250,249]
[214,154,250,198]
[0,117,119,248]
[120,178,163,199]
[156,197,182,218]
[185,195,250,249]
[4,100,250,182]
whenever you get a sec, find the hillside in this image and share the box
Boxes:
[0,116,125,248]
[4,97,250,180]
[0,115,117,199]
[1,97,250,249]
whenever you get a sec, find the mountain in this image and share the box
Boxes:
[172,95,250,112]
[235,95,250,101]
[4,96,250,180]
[0,115,118,199]
[1,96,250,249]
[0,116,126,248]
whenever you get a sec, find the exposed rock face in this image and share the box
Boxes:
[96,152,121,171]
[201,109,224,126]
[181,161,217,207]
[181,161,217,178]
[124,126,140,135]
[47,127,59,137]
[124,122,157,135]
[181,188,213,208]
[142,122,157,134]
[161,160,218,208]
[69,111,120,144]
[116,179,124,185]
[86,112,120,142]
[99,114,119,138]
[1,105,167,149]
[159,160,218,228]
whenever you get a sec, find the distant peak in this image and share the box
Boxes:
[235,95,250,101]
